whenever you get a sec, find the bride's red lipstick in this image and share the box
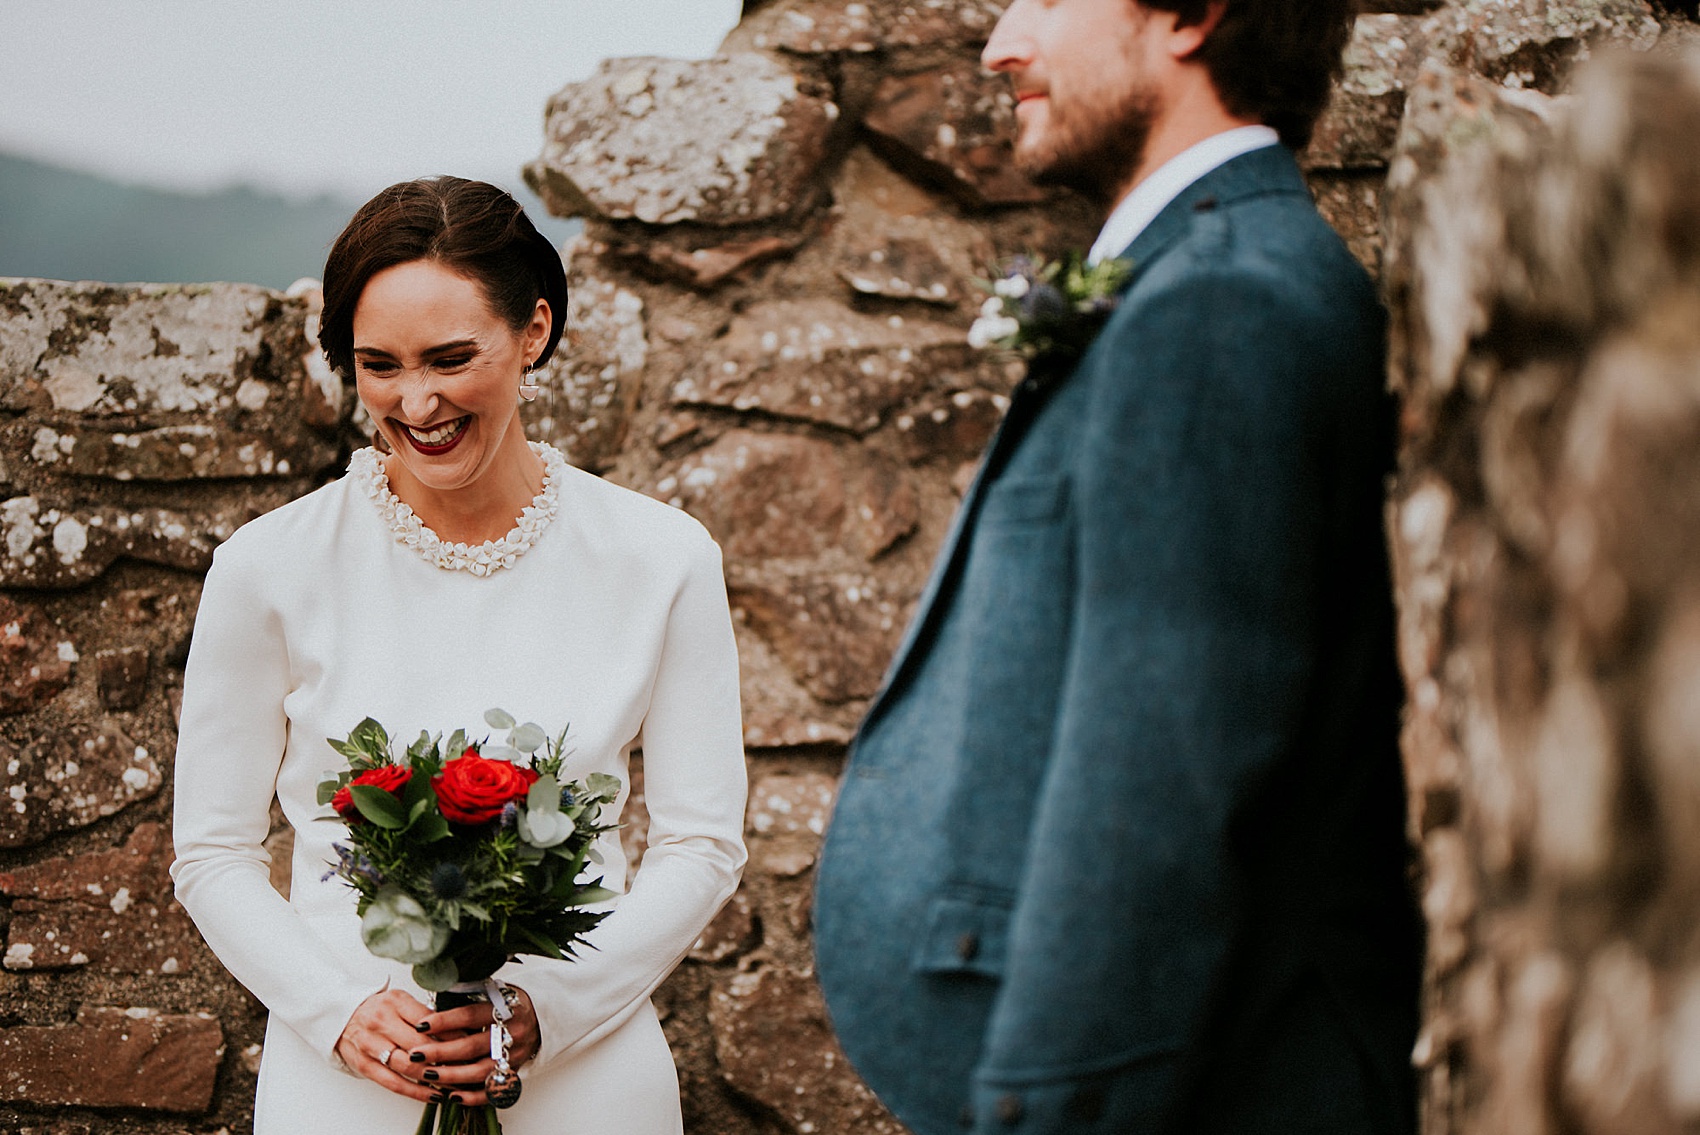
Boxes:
[399,416,469,455]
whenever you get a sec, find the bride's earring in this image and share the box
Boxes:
[518,362,540,402]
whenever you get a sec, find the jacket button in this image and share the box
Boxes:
[955,932,980,962]
[996,1094,1025,1126]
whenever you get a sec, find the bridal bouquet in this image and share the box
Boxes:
[318,709,620,1134]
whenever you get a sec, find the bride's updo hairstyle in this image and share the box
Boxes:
[318,176,569,381]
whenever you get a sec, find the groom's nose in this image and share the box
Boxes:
[982,0,1037,74]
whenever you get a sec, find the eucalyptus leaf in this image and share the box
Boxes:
[527,775,560,816]
[511,722,546,753]
[361,886,449,964]
[412,956,458,992]
[482,744,521,765]
[586,772,622,803]
[518,807,575,849]
[316,779,339,807]
[484,708,517,730]
[444,729,467,758]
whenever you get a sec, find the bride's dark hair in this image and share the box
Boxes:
[317,176,569,380]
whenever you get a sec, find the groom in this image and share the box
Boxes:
[814,0,1422,1132]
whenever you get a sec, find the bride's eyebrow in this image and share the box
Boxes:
[352,337,481,359]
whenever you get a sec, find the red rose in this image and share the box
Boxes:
[332,764,414,822]
[432,747,539,825]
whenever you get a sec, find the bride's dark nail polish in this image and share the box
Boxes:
[423,1070,439,1082]
[409,1051,425,1063]
[414,1021,431,1033]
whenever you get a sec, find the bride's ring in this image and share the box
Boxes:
[376,1046,394,1068]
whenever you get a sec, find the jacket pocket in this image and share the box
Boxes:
[911,893,1011,979]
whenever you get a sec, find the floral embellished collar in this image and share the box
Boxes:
[350,441,566,577]
[968,253,1131,375]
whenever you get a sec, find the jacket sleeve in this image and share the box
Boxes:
[170,536,387,1063]
[519,529,748,1070]
[967,264,1350,1130]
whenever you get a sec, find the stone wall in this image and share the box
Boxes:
[0,0,1696,1133]
[1383,41,1700,1135]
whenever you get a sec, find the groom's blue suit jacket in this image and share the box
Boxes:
[815,145,1421,1135]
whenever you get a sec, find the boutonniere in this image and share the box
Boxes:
[967,253,1131,370]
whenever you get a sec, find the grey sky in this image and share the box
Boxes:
[1,1,742,201]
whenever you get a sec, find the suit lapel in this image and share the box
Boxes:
[856,146,1308,734]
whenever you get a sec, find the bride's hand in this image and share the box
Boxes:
[334,988,439,1103]
[408,985,541,1108]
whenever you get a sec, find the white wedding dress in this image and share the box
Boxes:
[172,443,747,1135]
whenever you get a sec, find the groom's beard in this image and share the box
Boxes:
[1017,83,1157,208]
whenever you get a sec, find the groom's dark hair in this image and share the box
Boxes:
[318,177,569,381]
[1143,0,1356,149]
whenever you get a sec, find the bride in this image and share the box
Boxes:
[171,177,747,1134]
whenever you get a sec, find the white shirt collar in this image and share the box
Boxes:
[1086,125,1280,265]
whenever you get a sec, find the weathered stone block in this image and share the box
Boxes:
[1306,15,1427,170]
[96,646,149,711]
[0,1006,223,1111]
[863,64,1045,208]
[893,388,1010,466]
[738,0,1006,53]
[0,722,161,848]
[710,964,903,1135]
[610,233,802,290]
[840,236,962,306]
[0,595,76,715]
[1419,0,1660,90]
[659,429,919,563]
[522,257,646,473]
[729,565,907,704]
[0,824,205,976]
[689,891,760,964]
[670,299,970,433]
[0,279,323,425]
[22,421,318,481]
[526,55,837,225]
[747,770,838,839]
[0,498,228,588]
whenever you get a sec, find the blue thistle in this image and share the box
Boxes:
[430,861,468,900]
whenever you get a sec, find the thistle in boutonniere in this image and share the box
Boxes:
[968,253,1131,367]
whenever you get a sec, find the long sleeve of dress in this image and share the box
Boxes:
[171,536,387,1061]
[520,530,748,1070]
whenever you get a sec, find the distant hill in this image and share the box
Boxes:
[0,152,580,291]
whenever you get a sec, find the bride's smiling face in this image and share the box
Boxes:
[352,258,550,495]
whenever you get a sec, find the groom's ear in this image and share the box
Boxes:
[1166,0,1229,59]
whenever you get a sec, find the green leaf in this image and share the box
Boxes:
[406,729,436,762]
[484,708,516,730]
[349,716,391,753]
[585,772,622,804]
[511,722,546,753]
[444,729,467,758]
[527,775,560,816]
[360,886,449,963]
[413,956,458,992]
[459,900,490,922]
[515,923,564,958]
[412,811,451,843]
[350,784,407,829]
[571,884,619,907]
[316,779,339,806]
